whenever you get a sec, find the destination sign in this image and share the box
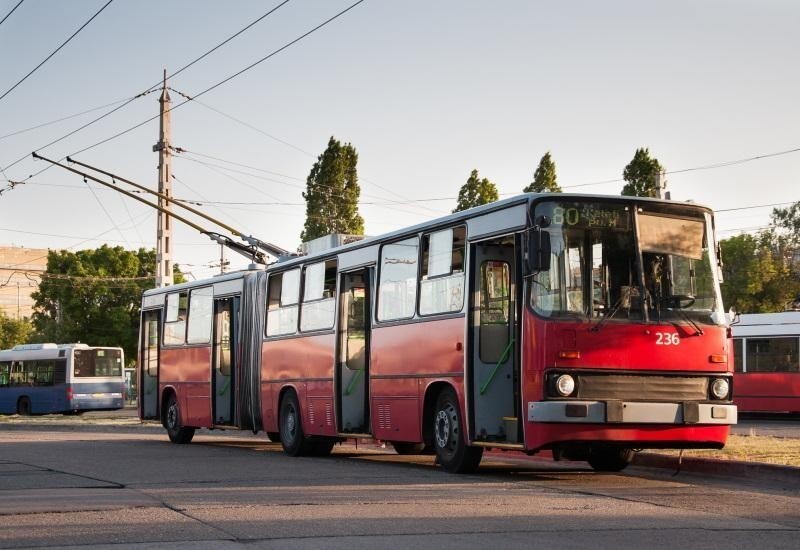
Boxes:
[544,203,631,230]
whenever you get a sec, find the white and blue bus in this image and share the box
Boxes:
[0,343,125,415]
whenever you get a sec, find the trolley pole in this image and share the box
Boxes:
[153,69,173,287]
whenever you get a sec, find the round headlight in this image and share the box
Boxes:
[555,374,575,397]
[711,378,730,400]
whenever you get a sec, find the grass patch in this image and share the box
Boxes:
[645,434,800,467]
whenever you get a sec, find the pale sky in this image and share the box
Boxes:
[1,0,798,280]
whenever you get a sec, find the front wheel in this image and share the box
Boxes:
[587,446,633,472]
[165,395,195,444]
[432,388,483,473]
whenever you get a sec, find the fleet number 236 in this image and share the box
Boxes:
[655,332,680,345]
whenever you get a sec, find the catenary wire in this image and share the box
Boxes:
[0,0,24,27]
[0,0,115,102]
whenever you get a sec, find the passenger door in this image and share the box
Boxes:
[139,309,160,420]
[336,268,372,434]
[212,296,238,425]
[468,236,519,444]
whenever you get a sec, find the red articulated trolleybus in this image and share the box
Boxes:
[138,193,737,473]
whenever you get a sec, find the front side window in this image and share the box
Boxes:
[378,237,419,321]
[531,200,724,326]
[420,227,466,316]
[266,268,301,336]
[164,291,188,345]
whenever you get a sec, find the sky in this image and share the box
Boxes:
[0,0,798,280]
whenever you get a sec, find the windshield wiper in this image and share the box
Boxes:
[669,307,704,336]
[590,295,625,333]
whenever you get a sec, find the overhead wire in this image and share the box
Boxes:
[1,0,293,177]
[16,0,365,187]
[0,0,115,102]
[0,0,24,28]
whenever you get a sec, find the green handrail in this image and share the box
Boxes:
[344,367,364,396]
[480,338,514,395]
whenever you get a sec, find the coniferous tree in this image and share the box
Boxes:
[453,169,499,213]
[621,148,663,197]
[524,152,561,193]
[301,136,364,242]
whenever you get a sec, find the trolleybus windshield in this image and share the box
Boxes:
[73,348,123,377]
[530,200,724,326]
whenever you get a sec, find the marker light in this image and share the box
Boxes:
[555,374,576,397]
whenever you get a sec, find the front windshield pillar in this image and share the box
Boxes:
[631,206,649,323]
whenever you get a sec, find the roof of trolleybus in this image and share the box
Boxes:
[141,192,717,297]
[733,312,800,337]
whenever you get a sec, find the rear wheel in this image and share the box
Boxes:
[16,396,31,416]
[587,446,633,472]
[279,392,311,456]
[165,395,195,444]
[432,388,483,473]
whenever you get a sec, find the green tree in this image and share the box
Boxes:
[719,233,799,313]
[621,147,663,197]
[30,246,184,363]
[0,312,33,349]
[453,169,499,213]
[301,136,364,242]
[523,151,561,193]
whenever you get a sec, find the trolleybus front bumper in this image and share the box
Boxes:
[527,400,737,425]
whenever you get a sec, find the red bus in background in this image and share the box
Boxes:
[732,312,800,413]
[139,193,737,473]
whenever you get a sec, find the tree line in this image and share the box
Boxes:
[2,139,797,354]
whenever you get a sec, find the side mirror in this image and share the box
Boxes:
[527,227,551,272]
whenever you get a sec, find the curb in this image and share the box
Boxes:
[633,452,800,482]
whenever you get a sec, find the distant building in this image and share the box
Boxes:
[0,246,48,319]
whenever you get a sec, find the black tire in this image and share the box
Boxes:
[432,388,483,473]
[587,446,634,472]
[392,442,427,455]
[165,395,195,444]
[16,396,31,416]
[266,431,281,443]
[279,391,311,456]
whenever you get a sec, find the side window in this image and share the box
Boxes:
[733,338,743,373]
[300,260,337,332]
[164,291,188,345]
[0,361,10,386]
[187,287,213,344]
[745,337,799,373]
[377,237,419,321]
[419,226,466,315]
[266,268,301,336]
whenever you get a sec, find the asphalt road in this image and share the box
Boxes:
[0,417,798,550]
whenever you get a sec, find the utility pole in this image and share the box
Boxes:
[654,171,667,199]
[153,69,173,287]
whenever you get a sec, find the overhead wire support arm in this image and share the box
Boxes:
[62,155,289,259]
[31,152,268,265]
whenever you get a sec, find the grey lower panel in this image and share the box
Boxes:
[527,400,737,425]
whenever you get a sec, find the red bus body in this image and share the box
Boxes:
[732,312,800,413]
[139,194,737,472]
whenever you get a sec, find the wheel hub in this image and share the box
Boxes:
[435,409,451,448]
[167,404,177,429]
